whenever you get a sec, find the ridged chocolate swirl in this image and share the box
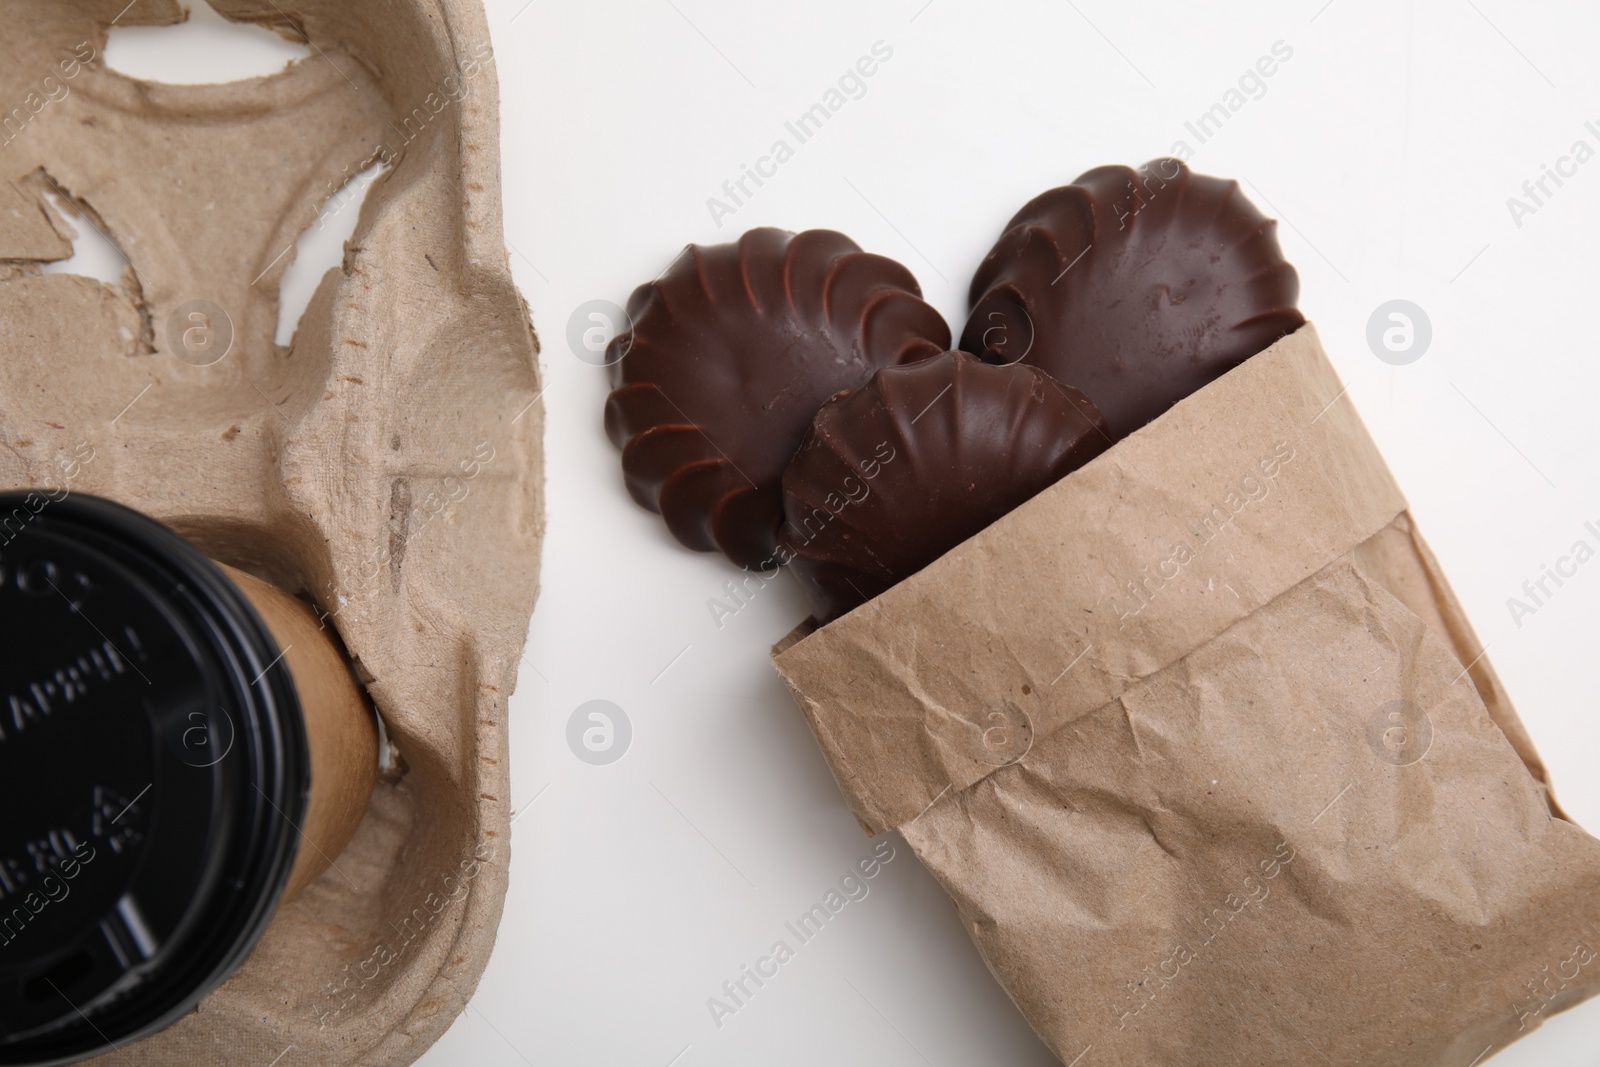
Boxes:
[605,227,949,569]
[781,351,1109,623]
[962,158,1304,438]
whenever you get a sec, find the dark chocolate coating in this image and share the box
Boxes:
[961,158,1304,438]
[781,351,1109,624]
[605,227,949,569]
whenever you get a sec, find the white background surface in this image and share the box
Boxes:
[105,2,1600,1064]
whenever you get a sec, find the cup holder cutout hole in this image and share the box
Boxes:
[37,177,130,289]
[104,2,310,85]
[274,159,389,347]
[30,170,155,356]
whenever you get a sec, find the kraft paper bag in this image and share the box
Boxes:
[775,325,1600,1066]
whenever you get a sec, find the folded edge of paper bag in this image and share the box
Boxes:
[1351,511,1559,814]
[773,325,1534,833]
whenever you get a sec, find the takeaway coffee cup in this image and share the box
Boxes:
[0,491,377,1065]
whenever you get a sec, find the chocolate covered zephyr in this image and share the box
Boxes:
[781,351,1109,623]
[605,227,949,570]
[961,158,1304,438]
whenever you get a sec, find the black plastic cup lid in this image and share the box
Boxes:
[0,491,308,1065]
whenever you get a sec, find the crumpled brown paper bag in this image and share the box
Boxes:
[775,325,1600,1066]
[1,2,542,1064]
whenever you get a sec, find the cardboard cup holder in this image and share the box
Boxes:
[0,2,543,1063]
